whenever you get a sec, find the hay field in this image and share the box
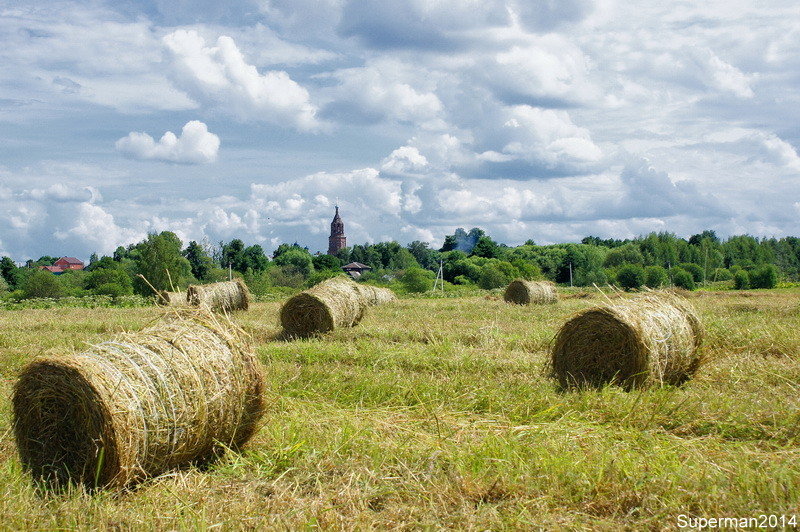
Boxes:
[0,289,798,529]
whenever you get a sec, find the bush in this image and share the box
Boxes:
[0,275,7,294]
[93,283,128,297]
[478,263,510,289]
[306,270,343,288]
[749,264,778,289]
[401,267,434,293]
[733,270,750,290]
[672,268,695,290]
[679,262,704,283]
[712,268,733,281]
[616,264,644,291]
[23,270,65,299]
[644,266,669,288]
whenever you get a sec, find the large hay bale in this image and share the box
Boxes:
[550,293,703,389]
[156,290,187,307]
[280,276,368,337]
[187,278,250,312]
[357,284,397,306]
[12,310,265,490]
[504,279,558,305]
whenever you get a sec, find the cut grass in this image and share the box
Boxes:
[0,290,798,528]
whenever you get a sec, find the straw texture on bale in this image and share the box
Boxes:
[551,293,703,389]
[503,279,558,305]
[156,290,187,307]
[187,278,250,312]
[280,276,368,337]
[12,310,265,490]
[357,284,397,306]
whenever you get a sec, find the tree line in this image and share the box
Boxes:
[0,228,796,300]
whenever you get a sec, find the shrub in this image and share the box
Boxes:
[679,263,704,283]
[712,268,733,281]
[401,267,434,293]
[23,270,65,299]
[306,270,342,288]
[749,264,778,289]
[478,263,510,289]
[733,270,750,290]
[672,268,695,290]
[93,282,129,297]
[644,266,669,288]
[0,275,7,294]
[616,264,644,291]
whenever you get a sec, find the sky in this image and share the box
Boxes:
[1,0,799,261]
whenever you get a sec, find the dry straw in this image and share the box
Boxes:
[156,290,187,307]
[503,279,558,305]
[280,276,368,337]
[550,292,703,389]
[357,284,397,306]
[187,278,251,312]
[12,310,265,490]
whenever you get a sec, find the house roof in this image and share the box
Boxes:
[41,265,64,273]
[57,256,84,265]
[342,262,371,270]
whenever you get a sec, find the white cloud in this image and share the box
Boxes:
[116,121,220,164]
[54,203,144,256]
[163,30,321,131]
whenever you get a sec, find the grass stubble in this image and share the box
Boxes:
[0,289,798,529]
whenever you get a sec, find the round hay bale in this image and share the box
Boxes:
[187,278,250,312]
[356,285,397,306]
[280,276,368,337]
[504,279,558,305]
[12,310,265,490]
[156,290,187,307]
[550,293,703,389]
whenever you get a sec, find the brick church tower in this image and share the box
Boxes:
[327,205,346,255]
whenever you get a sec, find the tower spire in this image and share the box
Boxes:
[328,204,346,255]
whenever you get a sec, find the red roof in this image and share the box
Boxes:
[41,265,65,273]
[56,257,84,265]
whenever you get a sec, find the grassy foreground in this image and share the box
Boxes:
[0,289,798,529]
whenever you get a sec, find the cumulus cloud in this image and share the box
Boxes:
[116,120,220,164]
[53,203,144,255]
[163,30,321,131]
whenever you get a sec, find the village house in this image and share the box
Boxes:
[40,257,85,274]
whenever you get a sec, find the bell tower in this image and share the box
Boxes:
[327,205,346,255]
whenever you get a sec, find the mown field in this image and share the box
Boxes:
[0,288,798,529]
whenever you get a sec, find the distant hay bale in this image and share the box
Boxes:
[187,278,250,312]
[280,276,368,337]
[551,293,703,389]
[156,290,187,307]
[357,285,397,306]
[503,279,558,305]
[12,310,265,490]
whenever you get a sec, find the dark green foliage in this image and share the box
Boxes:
[407,241,440,269]
[313,254,342,271]
[1,256,20,289]
[679,262,704,283]
[85,268,133,295]
[133,231,192,294]
[86,256,117,272]
[712,268,733,281]
[749,264,778,289]
[616,264,645,290]
[23,270,65,299]
[401,267,434,293]
[306,270,343,287]
[273,249,314,277]
[470,236,500,259]
[644,265,669,288]
[478,262,512,289]
[672,268,696,290]
[604,243,644,267]
[183,241,214,280]
[733,269,750,290]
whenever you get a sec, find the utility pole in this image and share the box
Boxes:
[228,262,232,281]
[433,259,444,292]
[569,262,573,287]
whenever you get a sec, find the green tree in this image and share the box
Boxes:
[0,275,8,294]
[273,248,314,278]
[407,241,440,269]
[401,267,434,293]
[221,239,245,271]
[134,231,192,294]
[478,262,512,289]
[23,270,65,299]
[241,245,269,272]
[733,269,750,290]
[471,236,501,259]
[644,265,669,288]
[312,254,342,271]
[183,240,214,280]
[750,264,778,289]
[0,256,19,289]
[679,262,704,283]
[85,268,133,295]
[617,264,644,290]
[672,268,696,290]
